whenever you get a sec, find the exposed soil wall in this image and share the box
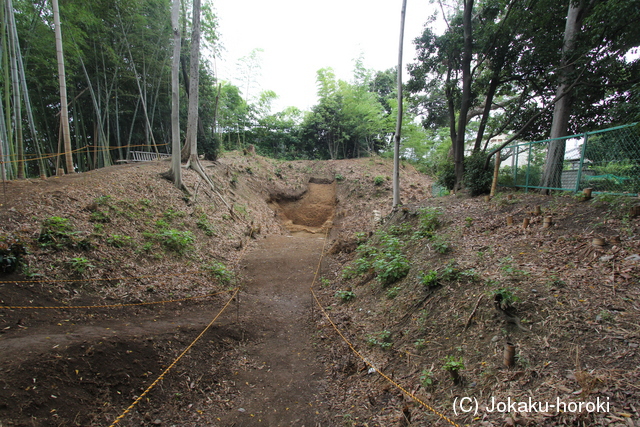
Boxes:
[268,178,337,233]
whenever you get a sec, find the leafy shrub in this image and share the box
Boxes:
[492,287,521,310]
[463,152,494,196]
[335,290,356,302]
[94,195,113,205]
[68,257,94,273]
[89,211,110,223]
[154,230,194,254]
[430,234,452,254]
[437,162,456,191]
[106,234,132,248]
[205,261,234,285]
[442,355,465,372]
[38,216,87,249]
[420,369,435,387]
[374,253,410,286]
[196,214,216,236]
[163,207,185,221]
[417,207,442,235]
[155,219,170,230]
[386,286,401,299]
[366,330,393,350]
[419,270,439,287]
[373,176,385,186]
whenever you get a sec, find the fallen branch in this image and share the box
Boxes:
[464,295,484,330]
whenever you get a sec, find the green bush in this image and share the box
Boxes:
[106,234,132,248]
[89,211,110,223]
[430,234,452,254]
[374,253,410,286]
[155,230,194,254]
[417,207,442,236]
[38,216,88,249]
[442,355,465,372]
[335,290,356,302]
[68,257,94,273]
[437,162,456,191]
[367,330,393,350]
[373,176,385,186]
[419,270,439,287]
[205,261,234,285]
[196,215,216,236]
[463,152,494,196]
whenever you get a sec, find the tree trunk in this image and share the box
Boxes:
[540,1,584,190]
[453,0,474,191]
[393,0,407,208]
[186,0,201,165]
[51,0,74,175]
[7,0,24,178]
[168,0,182,189]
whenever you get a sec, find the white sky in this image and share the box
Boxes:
[212,0,438,113]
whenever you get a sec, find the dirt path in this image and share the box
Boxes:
[219,233,332,426]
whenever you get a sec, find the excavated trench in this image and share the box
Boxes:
[268,177,337,233]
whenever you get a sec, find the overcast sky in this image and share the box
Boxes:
[212,0,438,113]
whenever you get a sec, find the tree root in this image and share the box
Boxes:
[185,156,234,217]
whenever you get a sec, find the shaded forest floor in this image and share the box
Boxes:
[0,153,639,426]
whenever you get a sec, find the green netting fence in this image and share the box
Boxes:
[498,123,640,196]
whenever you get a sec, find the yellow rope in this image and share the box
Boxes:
[109,287,239,426]
[309,229,461,427]
[0,290,230,310]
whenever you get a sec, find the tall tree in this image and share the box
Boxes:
[50,0,73,174]
[169,0,182,189]
[540,1,586,190]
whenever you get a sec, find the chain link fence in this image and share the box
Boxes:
[498,123,640,196]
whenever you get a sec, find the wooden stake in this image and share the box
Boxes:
[583,188,593,200]
[533,205,542,216]
[504,342,516,368]
[506,215,514,226]
[543,216,553,228]
[522,218,530,229]
[484,195,491,203]
[490,151,501,197]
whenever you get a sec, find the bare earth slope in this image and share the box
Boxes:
[2,153,639,427]
[0,153,431,426]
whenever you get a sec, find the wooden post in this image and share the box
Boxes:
[533,205,542,216]
[506,215,514,226]
[504,342,516,368]
[484,195,491,203]
[543,216,553,228]
[583,188,593,200]
[490,151,501,197]
[522,218,530,229]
